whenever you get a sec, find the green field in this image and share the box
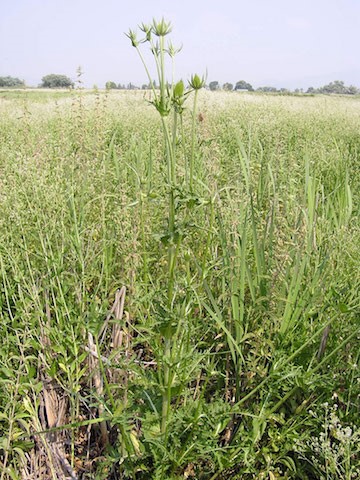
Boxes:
[0,88,359,479]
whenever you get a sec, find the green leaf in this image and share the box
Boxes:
[338,302,350,313]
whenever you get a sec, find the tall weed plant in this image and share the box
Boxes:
[0,19,358,480]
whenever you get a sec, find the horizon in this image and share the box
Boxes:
[1,79,358,93]
[1,0,360,90]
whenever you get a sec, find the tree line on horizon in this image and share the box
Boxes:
[1,75,359,95]
[105,78,360,95]
[207,79,360,95]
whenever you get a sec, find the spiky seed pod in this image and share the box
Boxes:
[189,74,206,90]
[152,18,172,37]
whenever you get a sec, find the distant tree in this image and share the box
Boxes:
[306,81,359,95]
[223,82,233,91]
[347,85,359,95]
[319,80,359,94]
[235,80,254,91]
[117,84,125,89]
[0,76,25,88]
[127,82,138,90]
[41,74,74,88]
[321,80,346,94]
[279,88,290,94]
[209,81,220,91]
[105,81,117,90]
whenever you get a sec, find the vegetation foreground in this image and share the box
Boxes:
[0,83,359,479]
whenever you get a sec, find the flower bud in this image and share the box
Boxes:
[125,29,139,48]
[152,18,172,37]
[139,23,152,42]
[173,80,184,98]
[189,74,206,90]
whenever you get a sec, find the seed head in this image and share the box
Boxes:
[152,18,172,37]
[167,41,182,58]
[139,23,152,42]
[189,74,206,90]
[125,29,139,48]
[173,80,185,99]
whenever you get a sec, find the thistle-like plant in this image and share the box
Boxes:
[126,18,205,442]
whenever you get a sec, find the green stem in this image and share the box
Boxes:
[139,195,148,283]
[157,45,178,441]
[180,116,187,185]
[172,108,178,185]
[161,338,171,436]
[135,46,157,98]
[149,38,162,87]
[201,198,215,273]
[190,89,199,192]
[159,35,167,113]
[161,117,175,236]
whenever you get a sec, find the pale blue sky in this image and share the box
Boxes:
[1,0,359,89]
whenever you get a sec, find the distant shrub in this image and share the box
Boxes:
[0,76,25,88]
[40,74,74,88]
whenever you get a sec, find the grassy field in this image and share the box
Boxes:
[0,87,359,479]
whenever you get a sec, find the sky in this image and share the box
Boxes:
[1,0,360,90]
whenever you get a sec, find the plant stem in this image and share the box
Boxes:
[190,89,199,192]
[161,117,176,236]
[161,337,171,436]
